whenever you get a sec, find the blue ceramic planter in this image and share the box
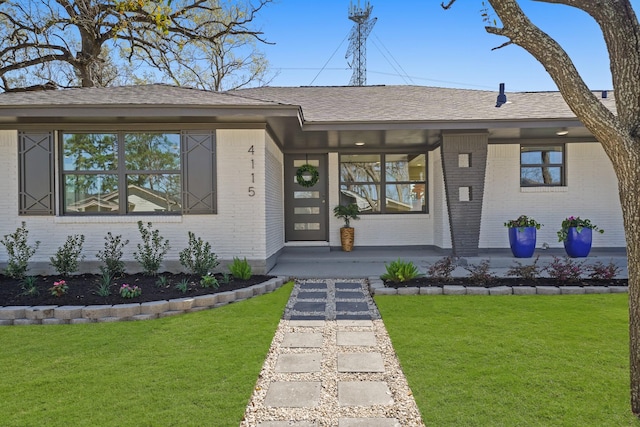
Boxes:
[564,227,592,257]
[508,226,537,258]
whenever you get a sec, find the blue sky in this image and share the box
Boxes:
[256,0,636,92]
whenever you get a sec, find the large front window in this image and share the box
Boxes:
[520,145,565,186]
[62,132,181,214]
[339,153,426,213]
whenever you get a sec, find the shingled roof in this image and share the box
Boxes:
[0,84,616,127]
[0,84,279,107]
[231,85,616,123]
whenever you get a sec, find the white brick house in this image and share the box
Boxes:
[0,84,625,274]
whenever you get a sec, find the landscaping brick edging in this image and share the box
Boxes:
[0,277,289,326]
[367,277,629,296]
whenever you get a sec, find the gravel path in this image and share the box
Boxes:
[240,279,425,427]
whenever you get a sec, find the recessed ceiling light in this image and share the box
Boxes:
[355,141,365,146]
[556,127,569,136]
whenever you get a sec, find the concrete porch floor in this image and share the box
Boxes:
[267,246,629,279]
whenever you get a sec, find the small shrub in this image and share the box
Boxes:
[380,258,424,283]
[96,232,129,278]
[119,283,142,299]
[221,272,231,285]
[0,222,40,279]
[49,280,68,297]
[427,256,457,282]
[50,234,85,276]
[133,221,170,276]
[545,256,585,283]
[20,276,39,297]
[506,256,542,281]
[200,273,219,289]
[179,231,219,276]
[229,257,252,280]
[155,275,169,288]
[464,260,497,286]
[95,271,112,297]
[588,261,621,281]
[175,279,189,294]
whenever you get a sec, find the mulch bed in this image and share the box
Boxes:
[0,273,274,306]
[384,277,628,288]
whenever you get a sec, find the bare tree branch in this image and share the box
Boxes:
[0,0,274,90]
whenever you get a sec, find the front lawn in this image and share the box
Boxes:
[0,281,292,427]
[376,293,639,426]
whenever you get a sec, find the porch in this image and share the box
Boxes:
[267,246,629,279]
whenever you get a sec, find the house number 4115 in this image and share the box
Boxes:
[248,145,255,197]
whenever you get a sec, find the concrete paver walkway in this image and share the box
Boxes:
[241,279,424,427]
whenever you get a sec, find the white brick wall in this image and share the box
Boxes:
[431,147,452,249]
[480,142,625,249]
[265,134,284,258]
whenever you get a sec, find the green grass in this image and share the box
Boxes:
[376,293,640,426]
[0,282,293,427]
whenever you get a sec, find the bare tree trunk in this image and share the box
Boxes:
[619,171,640,414]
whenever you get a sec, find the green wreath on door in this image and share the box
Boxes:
[296,164,319,187]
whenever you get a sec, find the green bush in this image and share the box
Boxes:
[229,257,252,280]
[179,231,219,276]
[96,232,129,278]
[50,234,85,276]
[20,276,39,297]
[0,222,40,279]
[133,221,170,276]
[380,258,424,283]
[200,273,219,289]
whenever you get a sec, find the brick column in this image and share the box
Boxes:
[441,132,489,256]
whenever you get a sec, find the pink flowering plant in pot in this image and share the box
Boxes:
[557,216,604,258]
[504,215,542,258]
[503,215,542,231]
[557,216,604,242]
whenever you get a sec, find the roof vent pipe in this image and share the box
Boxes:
[602,90,608,99]
[496,83,507,108]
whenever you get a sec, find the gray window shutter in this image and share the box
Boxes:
[182,131,216,214]
[18,131,54,215]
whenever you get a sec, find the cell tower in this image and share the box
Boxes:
[345,1,377,86]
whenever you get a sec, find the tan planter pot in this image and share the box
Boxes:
[340,227,355,251]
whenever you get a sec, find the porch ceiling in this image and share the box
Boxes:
[269,117,598,153]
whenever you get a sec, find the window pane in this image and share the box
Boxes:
[521,146,563,165]
[521,167,562,185]
[127,174,181,212]
[294,191,319,199]
[340,154,380,183]
[385,184,425,212]
[64,174,118,213]
[294,159,319,167]
[295,207,320,214]
[410,155,426,181]
[386,154,425,181]
[386,154,409,181]
[294,223,320,231]
[63,133,117,171]
[340,184,379,213]
[125,133,180,171]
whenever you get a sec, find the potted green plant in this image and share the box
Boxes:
[333,203,360,251]
[557,216,604,257]
[504,215,542,258]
